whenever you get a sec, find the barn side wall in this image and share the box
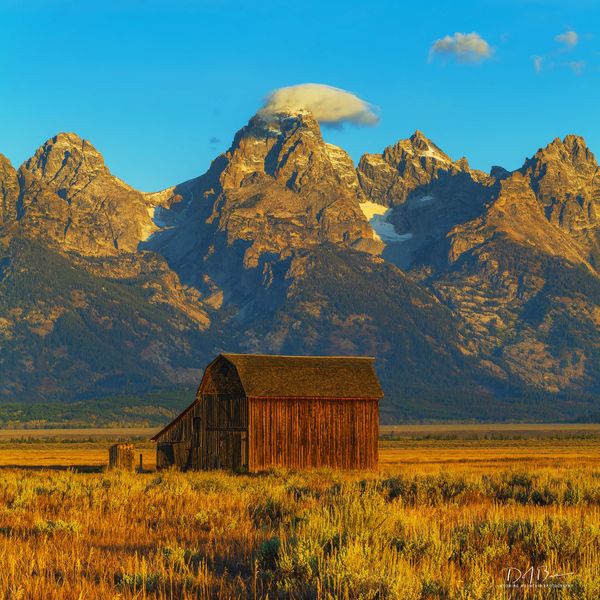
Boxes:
[247,397,379,471]
[155,402,202,470]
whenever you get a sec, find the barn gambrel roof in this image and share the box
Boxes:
[219,354,383,399]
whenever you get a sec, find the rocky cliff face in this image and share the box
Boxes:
[434,136,599,271]
[357,130,491,206]
[447,174,595,270]
[409,137,600,393]
[204,109,380,267]
[16,133,155,255]
[143,109,383,310]
[355,131,496,269]
[520,135,600,266]
[0,154,18,225]
[0,117,598,422]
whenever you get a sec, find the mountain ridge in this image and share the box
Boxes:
[1,114,598,424]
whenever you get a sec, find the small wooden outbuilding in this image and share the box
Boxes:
[152,353,382,472]
[108,443,135,471]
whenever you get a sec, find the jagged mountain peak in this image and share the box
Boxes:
[410,130,449,156]
[230,108,322,151]
[512,134,600,265]
[21,132,107,185]
[217,109,360,199]
[553,133,588,150]
[150,108,378,274]
[254,106,319,127]
[563,133,588,147]
[407,129,433,148]
[382,131,453,165]
[527,134,597,170]
[33,131,103,160]
[411,129,428,140]
[14,133,154,255]
[357,131,480,207]
[49,131,87,145]
[521,133,598,190]
[236,108,322,148]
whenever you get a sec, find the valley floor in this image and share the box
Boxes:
[0,425,597,598]
[0,423,598,472]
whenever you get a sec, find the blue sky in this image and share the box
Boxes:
[1,0,598,191]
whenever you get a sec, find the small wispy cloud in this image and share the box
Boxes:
[568,60,585,75]
[429,32,492,63]
[262,83,379,126]
[533,30,589,74]
[555,30,579,48]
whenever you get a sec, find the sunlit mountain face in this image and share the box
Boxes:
[0,112,599,423]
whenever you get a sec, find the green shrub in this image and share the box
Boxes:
[257,537,280,570]
[33,519,81,535]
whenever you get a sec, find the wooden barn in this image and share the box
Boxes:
[151,353,383,472]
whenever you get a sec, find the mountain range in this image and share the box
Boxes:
[1,109,599,425]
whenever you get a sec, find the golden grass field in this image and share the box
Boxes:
[0,424,597,599]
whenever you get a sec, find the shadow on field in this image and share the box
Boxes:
[0,464,104,473]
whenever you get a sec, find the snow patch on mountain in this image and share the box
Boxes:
[151,206,170,228]
[421,147,451,163]
[359,201,411,243]
[142,206,173,241]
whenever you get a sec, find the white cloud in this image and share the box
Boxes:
[261,83,379,126]
[429,32,492,63]
[555,30,579,47]
[533,56,543,73]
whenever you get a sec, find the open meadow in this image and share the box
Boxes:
[0,425,598,599]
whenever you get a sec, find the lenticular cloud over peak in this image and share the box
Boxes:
[261,83,379,126]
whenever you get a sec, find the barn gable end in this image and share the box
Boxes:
[200,355,245,395]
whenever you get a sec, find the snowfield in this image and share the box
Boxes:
[359,201,413,243]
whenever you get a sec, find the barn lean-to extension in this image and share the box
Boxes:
[151,353,383,472]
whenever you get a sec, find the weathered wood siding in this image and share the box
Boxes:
[192,356,249,470]
[247,397,378,471]
[108,443,135,471]
[155,402,202,470]
[200,357,245,395]
[154,357,250,470]
[197,393,248,470]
